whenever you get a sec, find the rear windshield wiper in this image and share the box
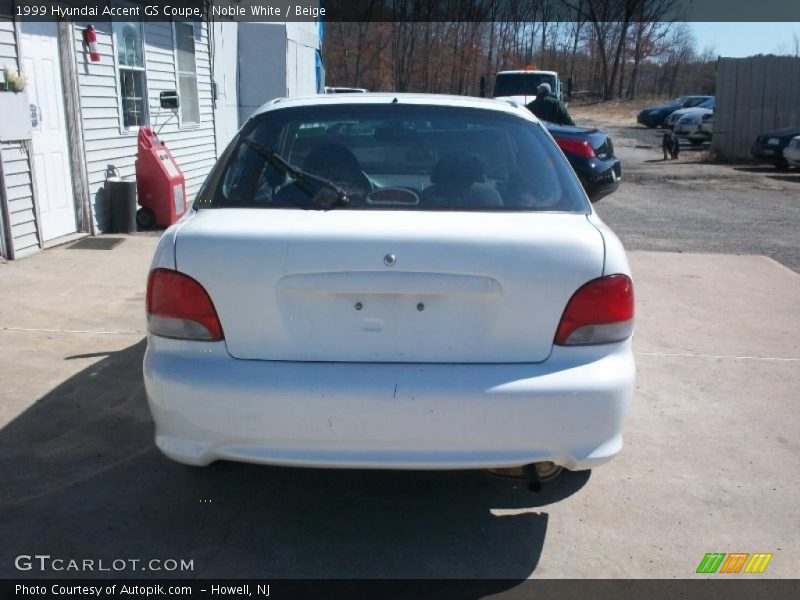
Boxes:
[241,136,349,209]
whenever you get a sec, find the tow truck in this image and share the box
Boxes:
[492,68,562,106]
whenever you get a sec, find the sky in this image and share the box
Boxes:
[689,22,800,57]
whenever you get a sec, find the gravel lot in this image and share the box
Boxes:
[0,105,798,582]
[571,106,800,273]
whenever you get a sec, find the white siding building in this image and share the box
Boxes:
[0,7,321,260]
[0,15,39,257]
[75,19,218,232]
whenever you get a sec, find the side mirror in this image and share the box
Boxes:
[160,91,179,110]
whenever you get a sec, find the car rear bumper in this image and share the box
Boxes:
[144,337,635,471]
[637,114,661,127]
[751,144,788,165]
[577,158,622,201]
[782,148,800,166]
[676,124,709,141]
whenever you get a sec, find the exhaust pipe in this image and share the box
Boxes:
[486,462,564,492]
[522,463,542,492]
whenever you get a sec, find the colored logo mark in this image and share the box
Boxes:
[696,552,773,574]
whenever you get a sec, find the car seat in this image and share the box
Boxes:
[274,143,371,206]
[421,151,503,208]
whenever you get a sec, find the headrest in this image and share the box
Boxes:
[303,143,361,178]
[430,152,485,186]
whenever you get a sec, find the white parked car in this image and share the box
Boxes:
[675,108,713,145]
[784,136,800,167]
[144,94,635,486]
[664,96,715,129]
[325,86,368,94]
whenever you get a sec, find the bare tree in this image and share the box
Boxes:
[322,0,710,101]
[627,0,676,99]
[663,23,696,96]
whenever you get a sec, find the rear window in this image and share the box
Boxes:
[682,97,709,108]
[206,104,588,213]
[493,73,557,97]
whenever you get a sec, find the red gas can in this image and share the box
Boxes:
[135,128,186,229]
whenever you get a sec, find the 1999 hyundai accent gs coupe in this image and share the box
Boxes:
[144,94,635,485]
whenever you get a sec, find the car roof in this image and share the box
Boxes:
[673,104,711,114]
[678,108,713,117]
[496,70,558,76]
[252,93,539,122]
[325,87,368,92]
[760,126,800,137]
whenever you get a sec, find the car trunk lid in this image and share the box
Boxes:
[174,209,604,363]
[546,124,611,152]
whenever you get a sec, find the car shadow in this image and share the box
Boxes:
[766,174,800,184]
[732,166,787,173]
[642,158,705,165]
[0,340,589,584]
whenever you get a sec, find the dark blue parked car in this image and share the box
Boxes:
[637,96,711,128]
[545,122,621,202]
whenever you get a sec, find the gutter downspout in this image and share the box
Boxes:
[58,21,95,236]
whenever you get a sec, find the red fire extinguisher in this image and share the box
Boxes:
[84,25,100,62]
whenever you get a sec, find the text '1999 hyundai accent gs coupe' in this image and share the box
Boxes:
[144,94,635,487]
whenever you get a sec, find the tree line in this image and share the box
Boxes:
[322,0,716,100]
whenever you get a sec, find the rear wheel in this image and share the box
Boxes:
[136,207,155,230]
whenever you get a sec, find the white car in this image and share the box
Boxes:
[325,86,368,94]
[492,69,562,104]
[664,96,715,129]
[144,94,635,484]
[784,136,800,167]
[675,109,713,145]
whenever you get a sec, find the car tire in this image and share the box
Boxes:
[689,139,705,146]
[136,207,155,230]
[775,161,791,171]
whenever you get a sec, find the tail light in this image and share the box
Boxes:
[555,274,634,345]
[555,138,596,159]
[146,268,224,341]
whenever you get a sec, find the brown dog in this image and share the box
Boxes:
[662,130,680,160]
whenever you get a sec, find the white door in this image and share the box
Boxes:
[212,21,239,151]
[21,21,77,242]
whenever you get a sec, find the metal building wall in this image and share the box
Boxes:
[713,56,800,160]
